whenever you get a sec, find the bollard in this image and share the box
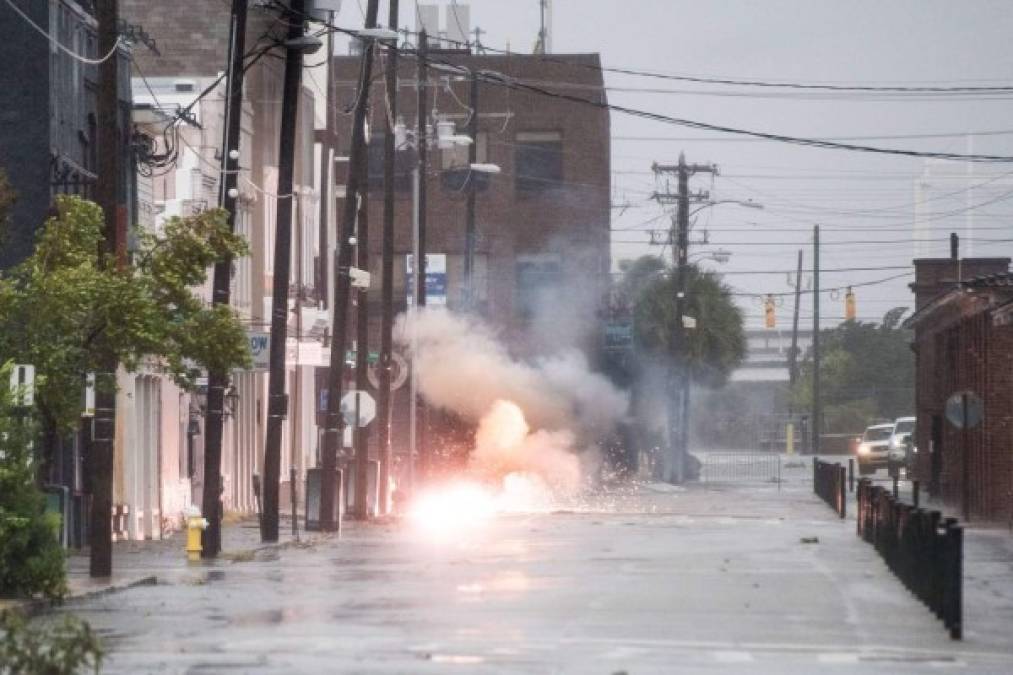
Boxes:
[912,481,920,509]
[837,465,846,519]
[942,519,963,640]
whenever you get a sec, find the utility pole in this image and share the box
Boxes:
[787,248,803,416]
[262,0,308,542]
[812,225,821,456]
[463,71,478,309]
[202,0,248,560]
[377,0,399,515]
[322,0,380,530]
[91,0,120,578]
[415,28,429,481]
[652,153,717,484]
[318,10,336,309]
[352,156,370,519]
[291,194,303,536]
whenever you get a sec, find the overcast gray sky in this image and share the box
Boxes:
[345,0,1013,329]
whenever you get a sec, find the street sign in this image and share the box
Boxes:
[9,364,34,407]
[247,331,270,370]
[367,352,409,391]
[946,391,983,430]
[340,390,376,427]
[406,253,447,305]
[682,315,697,329]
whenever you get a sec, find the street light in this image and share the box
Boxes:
[689,199,763,219]
[468,163,501,174]
[354,27,400,42]
[690,248,732,264]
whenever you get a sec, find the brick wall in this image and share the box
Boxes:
[912,286,1013,522]
[121,0,279,77]
[331,52,611,356]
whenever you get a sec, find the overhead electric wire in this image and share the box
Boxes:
[3,0,123,64]
[368,22,1013,94]
[728,272,913,297]
[283,12,1013,162]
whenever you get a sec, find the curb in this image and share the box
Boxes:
[1,575,158,618]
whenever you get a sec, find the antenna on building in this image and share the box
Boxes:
[534,0,552,54]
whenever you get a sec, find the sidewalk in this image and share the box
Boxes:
[1,516,329,616]
[808,458,1013,650]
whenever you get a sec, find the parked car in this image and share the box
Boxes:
[887,416,916,474]
[857,423,895,474]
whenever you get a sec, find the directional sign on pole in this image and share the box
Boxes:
[340,390,376,427]
[946,391,983,430]
[367,352,409,392]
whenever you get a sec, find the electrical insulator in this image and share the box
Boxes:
[845,286,856,320]
[764,294,776,329]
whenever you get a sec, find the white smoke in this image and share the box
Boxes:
[395,308,629,493]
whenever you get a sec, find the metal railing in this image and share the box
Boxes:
[813,458,846,518]
[856,478,963,640]
[698,452,781,485]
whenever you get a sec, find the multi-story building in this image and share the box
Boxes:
[329,41,611,465]
[116,0,334,536]
[0,0,134,543]
[0,0,132,267]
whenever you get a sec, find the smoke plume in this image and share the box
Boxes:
[395,308,629,493]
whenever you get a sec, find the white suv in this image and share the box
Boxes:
[857,423,894,474]
[888,416,916,469]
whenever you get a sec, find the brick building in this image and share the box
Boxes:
[329,46,611,466]
[906,253,1013,522]
[331,49,611,351]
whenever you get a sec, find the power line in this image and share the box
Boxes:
[288,12,1013,162]
[3,0,123,64]
[615,129,1013,143]
[382,21,1013,94]
[468,71,1013,163]
[728,272,913,297]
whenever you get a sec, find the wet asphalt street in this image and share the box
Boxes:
[54,473,1013,674]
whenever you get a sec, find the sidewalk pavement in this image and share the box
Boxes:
[1,515,329,617]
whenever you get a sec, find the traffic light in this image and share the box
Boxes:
[764,294,776,328]
[845,286,856,321]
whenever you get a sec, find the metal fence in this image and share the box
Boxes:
[856,478,963,640]
[698,452,781,486]
[813,458,846,518]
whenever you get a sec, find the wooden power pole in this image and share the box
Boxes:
[203,0,249,559]
[322,0,380,530]
[377,0,399,515]
[90,0,120,579]
[262,0,308,542]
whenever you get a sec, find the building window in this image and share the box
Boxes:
[515,131,563,192]
[366,133,412,192]
[515,255,562,319]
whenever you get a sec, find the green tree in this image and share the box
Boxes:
[0,365,66,599]
[633,260,746,387]
[790,309,914,433]
[0,195,252,475]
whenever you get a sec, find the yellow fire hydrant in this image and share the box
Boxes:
[184,507,209,562]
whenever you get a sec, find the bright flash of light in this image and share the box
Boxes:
[407,474,555,538]
[407,481,498,536]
